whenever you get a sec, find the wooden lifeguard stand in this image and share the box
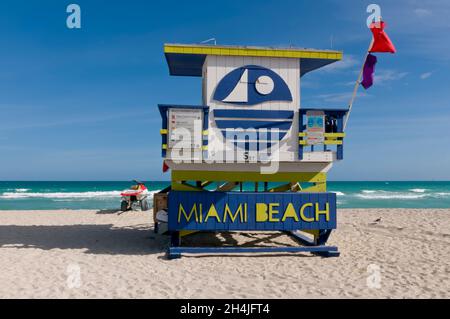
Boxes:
[156,43,349,259]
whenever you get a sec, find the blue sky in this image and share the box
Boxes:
[0,0,449,181]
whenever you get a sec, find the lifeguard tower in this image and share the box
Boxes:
[155,43,349,259]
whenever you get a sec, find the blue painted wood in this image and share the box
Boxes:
[215,120,293,130]
[220,130,287,142]
[337,116,344,160]
[169,245,338,255]
[286,230,316,246]
[214,109,294,120]
[299,112,304,160]
[168,191,337,231]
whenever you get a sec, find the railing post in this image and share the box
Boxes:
[336,115,344,160]
[298,111,304,160]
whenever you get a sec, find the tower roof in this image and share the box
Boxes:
[164,43,342,77]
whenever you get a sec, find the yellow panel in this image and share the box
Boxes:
[164,44,342,61]
[324,141,343,145]
[172,171,327,183]
[301,183,327,193]
[180,230,198,237]
[302,229,320,237]
[160,129,168,135]
[298,132,307,137]
[171,182,203,192]
[324,133,346,138]
[162,144,167,150]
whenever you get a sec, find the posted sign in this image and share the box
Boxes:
[306,111,325,145]
[168,191,337,231]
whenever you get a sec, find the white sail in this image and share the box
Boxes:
[223,69,248,103]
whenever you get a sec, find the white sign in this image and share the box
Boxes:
[168,109,203,149]
[306,111,325,145]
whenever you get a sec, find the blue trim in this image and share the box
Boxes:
[214,109,294,119]
[164,52,340,78]
[216,120,292,130]
[168,245,339,258]
[300,108,349,116]
[230,141,277,150]
[299,112,304,160]
[221,130,286,142]
[164,53,206,77]
[158,104,209,114]
[337,117,344,160]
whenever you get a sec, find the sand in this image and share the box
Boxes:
[0,209,449,299]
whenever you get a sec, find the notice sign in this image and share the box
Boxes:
[306,111,325,145]
[168,191,337,231]
[168,108,203,149]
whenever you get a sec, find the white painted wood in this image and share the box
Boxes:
[203,55,301,163]
[223,69,248,102]
[165,160,333,173]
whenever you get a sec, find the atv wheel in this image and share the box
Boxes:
[140,199,149,211]
[120,201,129,212]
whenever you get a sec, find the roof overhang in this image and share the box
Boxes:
[164,43,342,77]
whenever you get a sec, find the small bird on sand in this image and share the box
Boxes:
[369,217,382,226]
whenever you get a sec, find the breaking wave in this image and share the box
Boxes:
[409,188,428,193]
[0,190,160,200]
[355,189,450,200]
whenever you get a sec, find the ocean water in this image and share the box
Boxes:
[1,181,450,210]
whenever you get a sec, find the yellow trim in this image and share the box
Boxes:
[171,182,204,192]
[202,146,208,151]
[172,171,326,183]
[300,140,343,145]
[202,130,209,135]
[162,144,167,150]
[164,44,343,61]
[160,129,168,135]
[324,140,343,145]
[269,183,293,192]
[180,230,198,237]
[301,183,327,193]
[298,132,307,137]
[324,133,345,138]
[302,229,320,238]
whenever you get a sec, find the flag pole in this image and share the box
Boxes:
[343,38,374,131]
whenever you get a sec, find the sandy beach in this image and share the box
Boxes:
[0,209,449,299]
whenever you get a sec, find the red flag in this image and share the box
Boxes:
[162,161,169,173]
[369,21,396,53]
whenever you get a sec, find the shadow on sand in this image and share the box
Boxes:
[0,224,168,255]
[0,221,311,258]
[96,209,123,215]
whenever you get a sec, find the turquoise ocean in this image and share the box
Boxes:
[1,181,450,210]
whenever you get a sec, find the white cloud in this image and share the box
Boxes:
[414,8,432,18]
[319,54,360,73]
[420,72,433,79]
[316,92,370,104]
[373,70,408,83]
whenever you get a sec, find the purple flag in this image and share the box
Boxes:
[361,54,377,89]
